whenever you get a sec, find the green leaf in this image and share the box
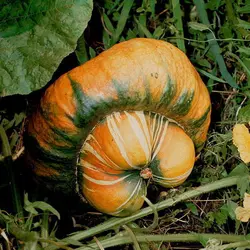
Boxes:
[237,4,250,13]
[197,234,209,247]
[31,201,60,219]
[185,202,199,215]
[226,200,238,220]
[9,131,19,150]
[24,194,39,215]
[153,26,164,39]
[149,0,156,18]
[75,34,89,65]
[237,19,250,29]
[228,164,250,197]
[196,68,226,83]
[206,0,222,10]
[196,59,211,69]
[14,112,26,126]
[1,2,53,38]
[126,29,137,40]
[237,175,250,197]
[214,204,228,226]
[219,22,233,38]
[24,193,60,219]
[103,13,115,34]
[89,47,96,59]
[62,239,83,246]
[172,0,186,53]
[229,163,249,177]
[135,17,153,38]
[137,14,147,37]
[238,103,250,123]
[0,0,93,96]
[188,22,210,31]
[237,47,250,56]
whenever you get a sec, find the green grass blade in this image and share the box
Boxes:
[134,17,153,38]
[171,0,186,52]
[149,0,155,18]
[112,0,134,45]
[41,212,49,248]
[194,0,238,89]
[0,125,23,218]
[75,36,89,65]
[227,52,250,77]
[138,14,147,37]
[196,68,226,83]
[103,13,115,34]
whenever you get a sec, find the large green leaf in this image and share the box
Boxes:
[0,0,93,96]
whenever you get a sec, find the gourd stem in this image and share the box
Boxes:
[140,168,152,179]
[75,233,250,250]
[46,175,243,250]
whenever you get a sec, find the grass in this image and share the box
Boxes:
[1,0,250,249]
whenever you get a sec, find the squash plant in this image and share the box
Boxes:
[26,38,211,216]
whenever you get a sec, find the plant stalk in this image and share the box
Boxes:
[0,125,23,218]
[46,175,242,250]
[77,233,250,250]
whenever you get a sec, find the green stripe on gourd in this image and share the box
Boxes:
[189,106,211,128]
[157,75,176,108]
[170,89,195,116]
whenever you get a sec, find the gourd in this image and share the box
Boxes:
[26,38,211,217]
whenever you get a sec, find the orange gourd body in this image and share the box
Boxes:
[26,38,211,216]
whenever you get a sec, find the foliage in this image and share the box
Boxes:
[0,0,93,96]
[0,0,250,249]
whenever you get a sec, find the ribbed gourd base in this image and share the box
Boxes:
[79,111,195,216]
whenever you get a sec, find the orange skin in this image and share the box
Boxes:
[30,38,210,148]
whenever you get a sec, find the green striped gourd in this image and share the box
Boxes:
[26,38,211,216]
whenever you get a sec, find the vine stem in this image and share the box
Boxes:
[76,233,250,250]
[218,241,250,250]
[46,175,244,250]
